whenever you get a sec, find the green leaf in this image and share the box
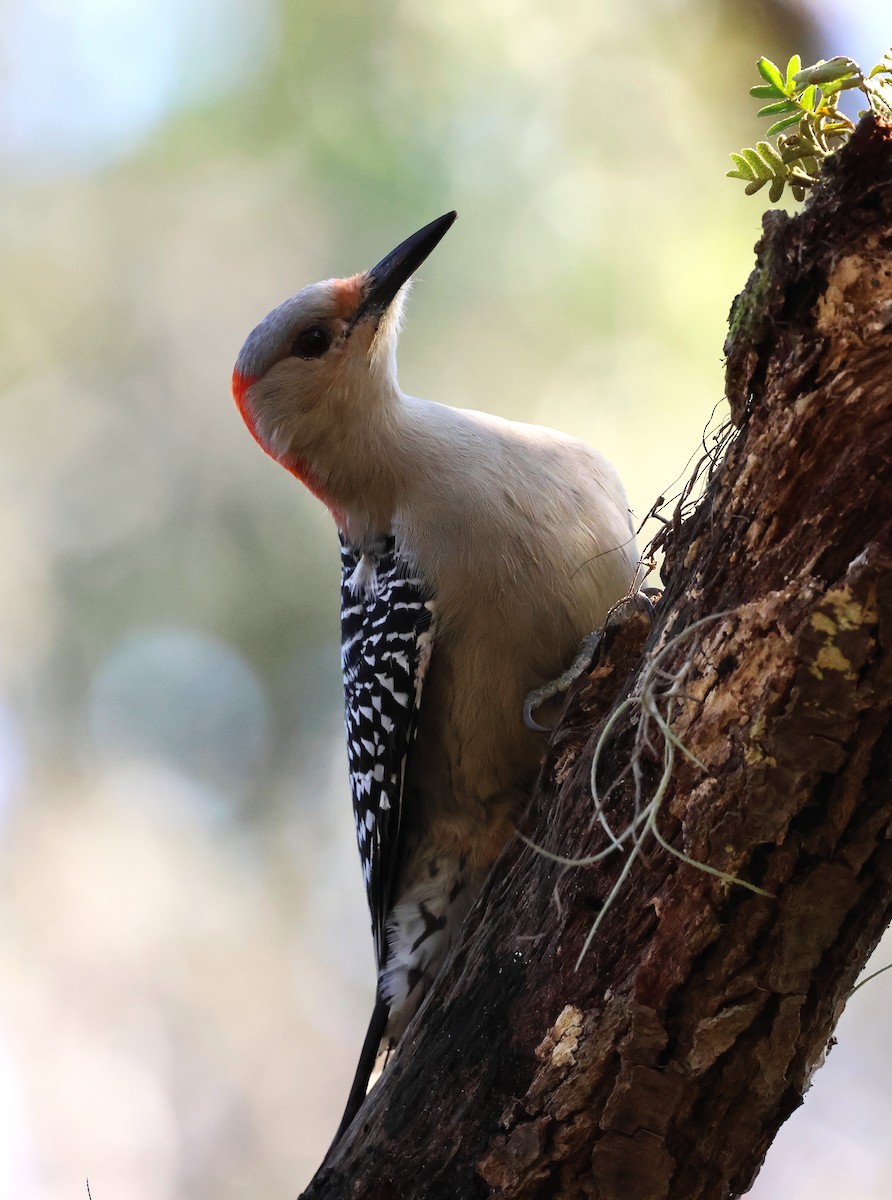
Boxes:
[742,146,772,178]
[800,84,817,112]
[793,56,860,86]
[728,152,755,178]
[756,140,785,171]
[733,46,867,203]
[818,79,843,98]
[767,114,803,136]
[870,90,892,119]
[820,75,864,100]
[757,56,786,90]
[757,99,799,116]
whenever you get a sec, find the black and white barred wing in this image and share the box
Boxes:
[339,535,435,969]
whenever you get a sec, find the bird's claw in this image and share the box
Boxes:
[633,589,658,621]
[523,629,604,731]
[523,587,661,731]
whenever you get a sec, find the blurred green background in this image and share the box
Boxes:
[2,1,890,1196]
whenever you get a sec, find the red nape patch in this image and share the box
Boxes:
[230,366,340,518]
[231,367,261,442]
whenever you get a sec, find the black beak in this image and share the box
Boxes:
[355,211,457,322]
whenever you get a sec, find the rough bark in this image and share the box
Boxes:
[301,117,892,1200]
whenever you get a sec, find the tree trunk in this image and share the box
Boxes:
[301,117,892,1200]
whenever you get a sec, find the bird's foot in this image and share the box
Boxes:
[524,629,604,732]
[523,587,662,732]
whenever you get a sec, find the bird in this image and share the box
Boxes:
[231,211,638,1145]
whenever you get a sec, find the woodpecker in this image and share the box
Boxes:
[232,212,637,1143]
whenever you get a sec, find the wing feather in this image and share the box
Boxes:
[339,534,435,968]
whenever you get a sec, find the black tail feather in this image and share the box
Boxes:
[327,993,389,1152]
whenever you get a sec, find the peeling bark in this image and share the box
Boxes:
[301,118,892,1200]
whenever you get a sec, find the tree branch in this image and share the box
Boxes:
[302,116,892,1200]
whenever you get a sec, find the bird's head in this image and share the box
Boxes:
[232,211,456,507]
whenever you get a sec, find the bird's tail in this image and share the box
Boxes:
[327,991,390,1152]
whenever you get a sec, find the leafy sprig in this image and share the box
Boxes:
[728,50,892,203]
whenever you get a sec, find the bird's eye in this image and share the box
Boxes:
[290,325,332,359]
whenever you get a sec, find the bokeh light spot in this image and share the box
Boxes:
[88,628,271,815]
